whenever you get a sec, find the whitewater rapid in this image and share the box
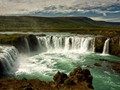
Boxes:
[0,33,120,90]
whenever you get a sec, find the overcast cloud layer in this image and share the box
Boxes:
[0,0,120,22]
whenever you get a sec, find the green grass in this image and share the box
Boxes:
[0,34,29,43]
[0,16,120,36]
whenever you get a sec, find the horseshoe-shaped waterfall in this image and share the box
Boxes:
[0,33,120,90]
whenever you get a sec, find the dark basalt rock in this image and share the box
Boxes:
[0,61,5,77]
[0,34,40,53]
[81,69,91,77]
[53,71,68,85]
[0,35,26,53]
[69,66,82,77]
[23,87,33,90]
[110,36,120,57]
[99,59,120,74]
[54,67,93,89]
[64,76,76,85]
[0,67,93,90]
[94,63,101,67]
[95,36,107,53]
[12,37,27,53]
[27,35,39,52]
[95,35,120,57]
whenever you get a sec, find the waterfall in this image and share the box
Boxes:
[0,46,18,76]
[24,38,30,53]
[36,35,95,53]
[0,35,95,76]
[102,38,110,55]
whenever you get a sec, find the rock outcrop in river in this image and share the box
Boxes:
[0,67,93,90]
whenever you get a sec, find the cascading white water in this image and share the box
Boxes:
[0,46,18,75]
[36,35,95,53]
[102,38,110,55]
[24,38,30,53]
[15,35,95,79]
[12,34,120,90]
[0,33,119,90]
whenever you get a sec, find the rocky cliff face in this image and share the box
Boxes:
[95,36,107,53]
[95,35,120,57]
[110,36,120,57]
[0,34,39,53]
[0,34,120,57]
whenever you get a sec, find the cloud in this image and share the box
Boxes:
[91,17,112,21]
[0,0,120,22]
[0,0,119,15]
[91,17,120,22]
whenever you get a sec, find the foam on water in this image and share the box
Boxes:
[15,51,120,90]
[0,33,120,90]
[14,34,120,90]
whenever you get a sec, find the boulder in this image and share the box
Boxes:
[64,76,76,85]
[53,67,93,89]
[53,71,68,85]
[69,66,82,77]
[94,63,101,67]
[23,87,33,90]
[0,67,94,90]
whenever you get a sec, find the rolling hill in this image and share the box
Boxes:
[0,16,120,32]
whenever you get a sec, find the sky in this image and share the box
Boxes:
[0,0,120,22]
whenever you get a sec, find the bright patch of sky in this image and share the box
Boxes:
[0,0,120,22]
